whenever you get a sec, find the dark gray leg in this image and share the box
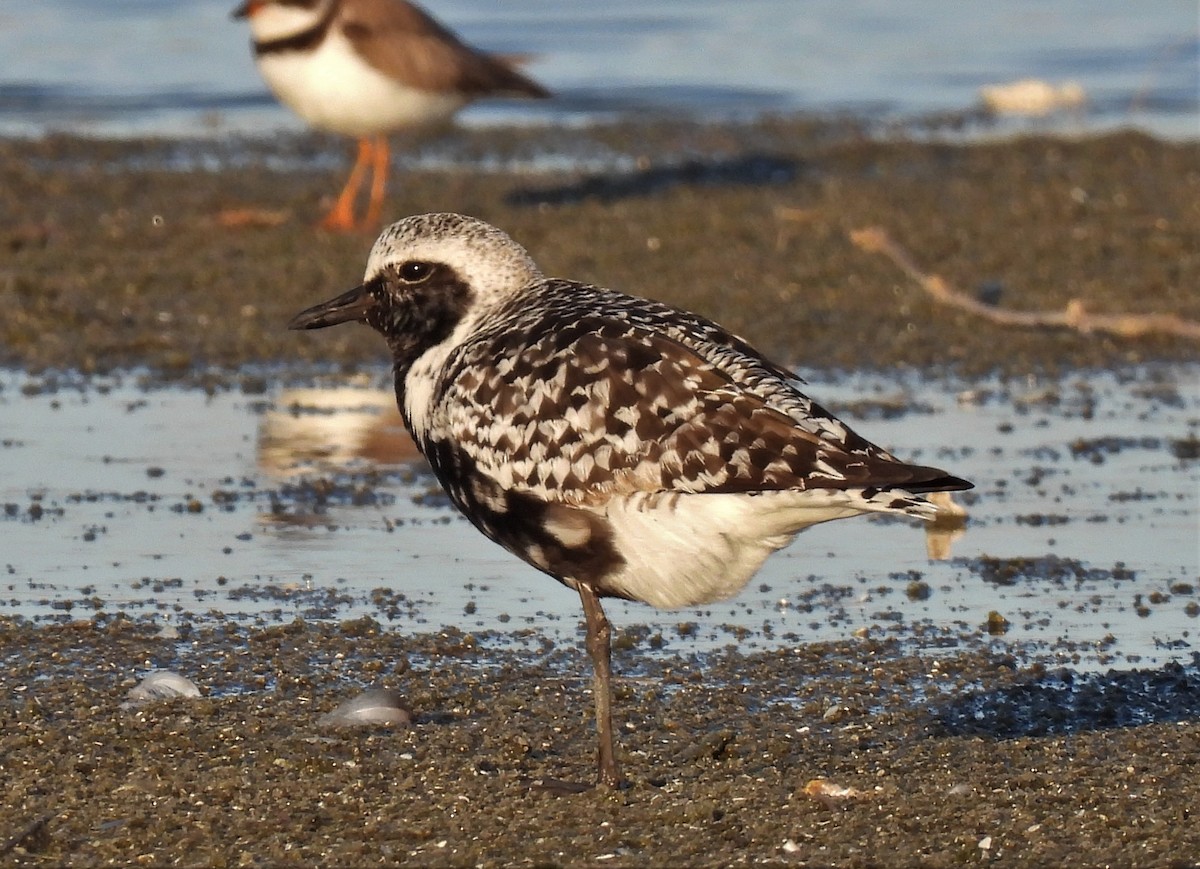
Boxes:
[578,583,622,788]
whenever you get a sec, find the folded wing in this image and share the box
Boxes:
[439,286,971,504]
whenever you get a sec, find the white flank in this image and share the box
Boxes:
[598,489,894,609]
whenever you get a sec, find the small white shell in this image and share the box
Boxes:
[318,687,412,728]
[122,671,202,707]
[979,78,1086,116]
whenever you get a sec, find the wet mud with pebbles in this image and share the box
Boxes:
[1,120,1199,865]
[3,618,1199,866]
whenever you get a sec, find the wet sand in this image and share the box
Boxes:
[2,121,1199,865]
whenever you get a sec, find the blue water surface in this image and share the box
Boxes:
[0,0,1195,138]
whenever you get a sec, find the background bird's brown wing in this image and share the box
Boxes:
[340,0,550,98]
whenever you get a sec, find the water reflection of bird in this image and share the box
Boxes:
[289,212,973,788]
[233,0,550,231]
[257,387,422,476]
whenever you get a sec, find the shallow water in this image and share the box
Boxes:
[2,0,1196,138]
[3,366,1196,670]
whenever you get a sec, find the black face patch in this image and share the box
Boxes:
[370,263,474,372]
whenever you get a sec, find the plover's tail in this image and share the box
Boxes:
[596,482,969,609]
[893,471,974,495]
[852,470,972,522]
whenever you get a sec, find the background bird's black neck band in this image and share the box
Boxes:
[253,1,338,56]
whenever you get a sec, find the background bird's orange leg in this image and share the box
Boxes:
[363,134,390,229]
[320,137,372,232]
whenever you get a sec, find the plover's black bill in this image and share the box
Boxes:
[288,283,375,330]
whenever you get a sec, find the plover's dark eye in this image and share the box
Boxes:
[399,261,434,283]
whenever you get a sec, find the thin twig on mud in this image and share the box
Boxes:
[849,226,1200,342]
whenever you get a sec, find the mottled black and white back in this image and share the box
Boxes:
[294,212,971,609]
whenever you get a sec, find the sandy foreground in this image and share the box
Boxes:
[1,121,1198,866]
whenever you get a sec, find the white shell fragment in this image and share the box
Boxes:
[979,78,1086,117]
[122,670,203,708]
[802,779,871,801]
[318,687,413,728]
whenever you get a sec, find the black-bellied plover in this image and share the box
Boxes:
[234,0,549,231]
[289,212,973,787]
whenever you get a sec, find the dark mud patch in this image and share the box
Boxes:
[1069,435,1167,464]
[960,555,1137,587]
[937,656,1200,737]
[224,584,359,622]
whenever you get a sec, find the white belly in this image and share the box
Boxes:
[257,29,468,136]
[596,489,892,609]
